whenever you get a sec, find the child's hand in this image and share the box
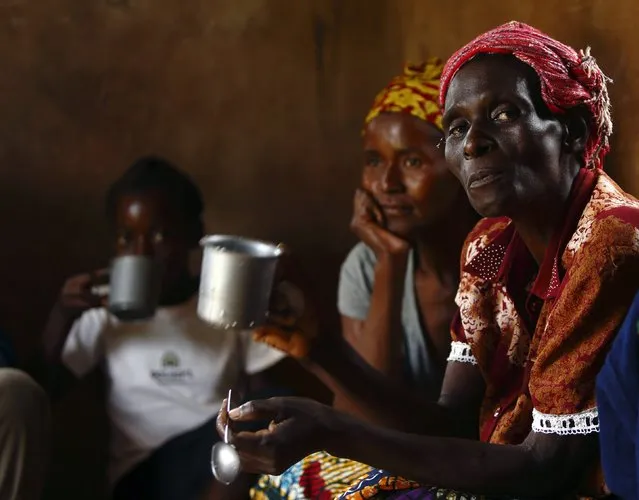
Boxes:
[57,269,109,317]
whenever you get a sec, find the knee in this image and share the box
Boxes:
[0,369,49,424]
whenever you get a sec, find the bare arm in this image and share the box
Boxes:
[42,302,79,366]
[41,303,85,399]
[253,293,480,433]
[41,271,106,397]
[330,415,597,497]
[243,357,332,404]
[226,397,597,498]
[303,337,483,436]
[341,253,408,378]
[342,189,416,377]
[333,251,412,422]
[334,188,420,421]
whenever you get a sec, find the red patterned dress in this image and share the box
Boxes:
[340,168,639,499]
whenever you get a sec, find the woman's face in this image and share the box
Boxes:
[442,55,571,219]
[361,112,461,239]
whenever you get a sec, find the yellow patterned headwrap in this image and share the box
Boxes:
[364,58,444,130]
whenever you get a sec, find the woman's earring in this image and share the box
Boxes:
[436,138,444,149]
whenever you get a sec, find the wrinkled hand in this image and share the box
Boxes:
[57,269,109,317]
[350,189,409,258]
[216,396,339,476]
[251,248,321,359]
[252,280,318,358]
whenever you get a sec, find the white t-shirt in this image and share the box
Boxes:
[61,296,286,486]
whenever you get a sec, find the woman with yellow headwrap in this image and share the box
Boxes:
[248,59,478,499]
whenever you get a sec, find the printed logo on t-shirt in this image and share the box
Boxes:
[162,351,179,367]
[150,350,194,385]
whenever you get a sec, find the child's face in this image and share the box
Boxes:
[113,189,195,290]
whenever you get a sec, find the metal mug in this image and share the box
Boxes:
[197,235,283,329]
[108,255,161,321]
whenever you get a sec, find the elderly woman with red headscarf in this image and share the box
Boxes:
[217,22,639,499]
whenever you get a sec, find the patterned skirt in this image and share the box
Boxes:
[250,452,487,500]
[338,469,485,499]
[250,451,373,499]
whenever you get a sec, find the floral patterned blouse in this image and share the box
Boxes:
[447,168,639,496]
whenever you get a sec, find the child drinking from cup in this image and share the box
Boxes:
[42,156,295,499]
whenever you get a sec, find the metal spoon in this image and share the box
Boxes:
[211,389,241,484]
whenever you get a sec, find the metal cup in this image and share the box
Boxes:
[197,235,283,329]
[108,255,161,321]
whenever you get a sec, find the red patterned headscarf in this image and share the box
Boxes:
[440,21,612,168]
[365,58,444,130]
